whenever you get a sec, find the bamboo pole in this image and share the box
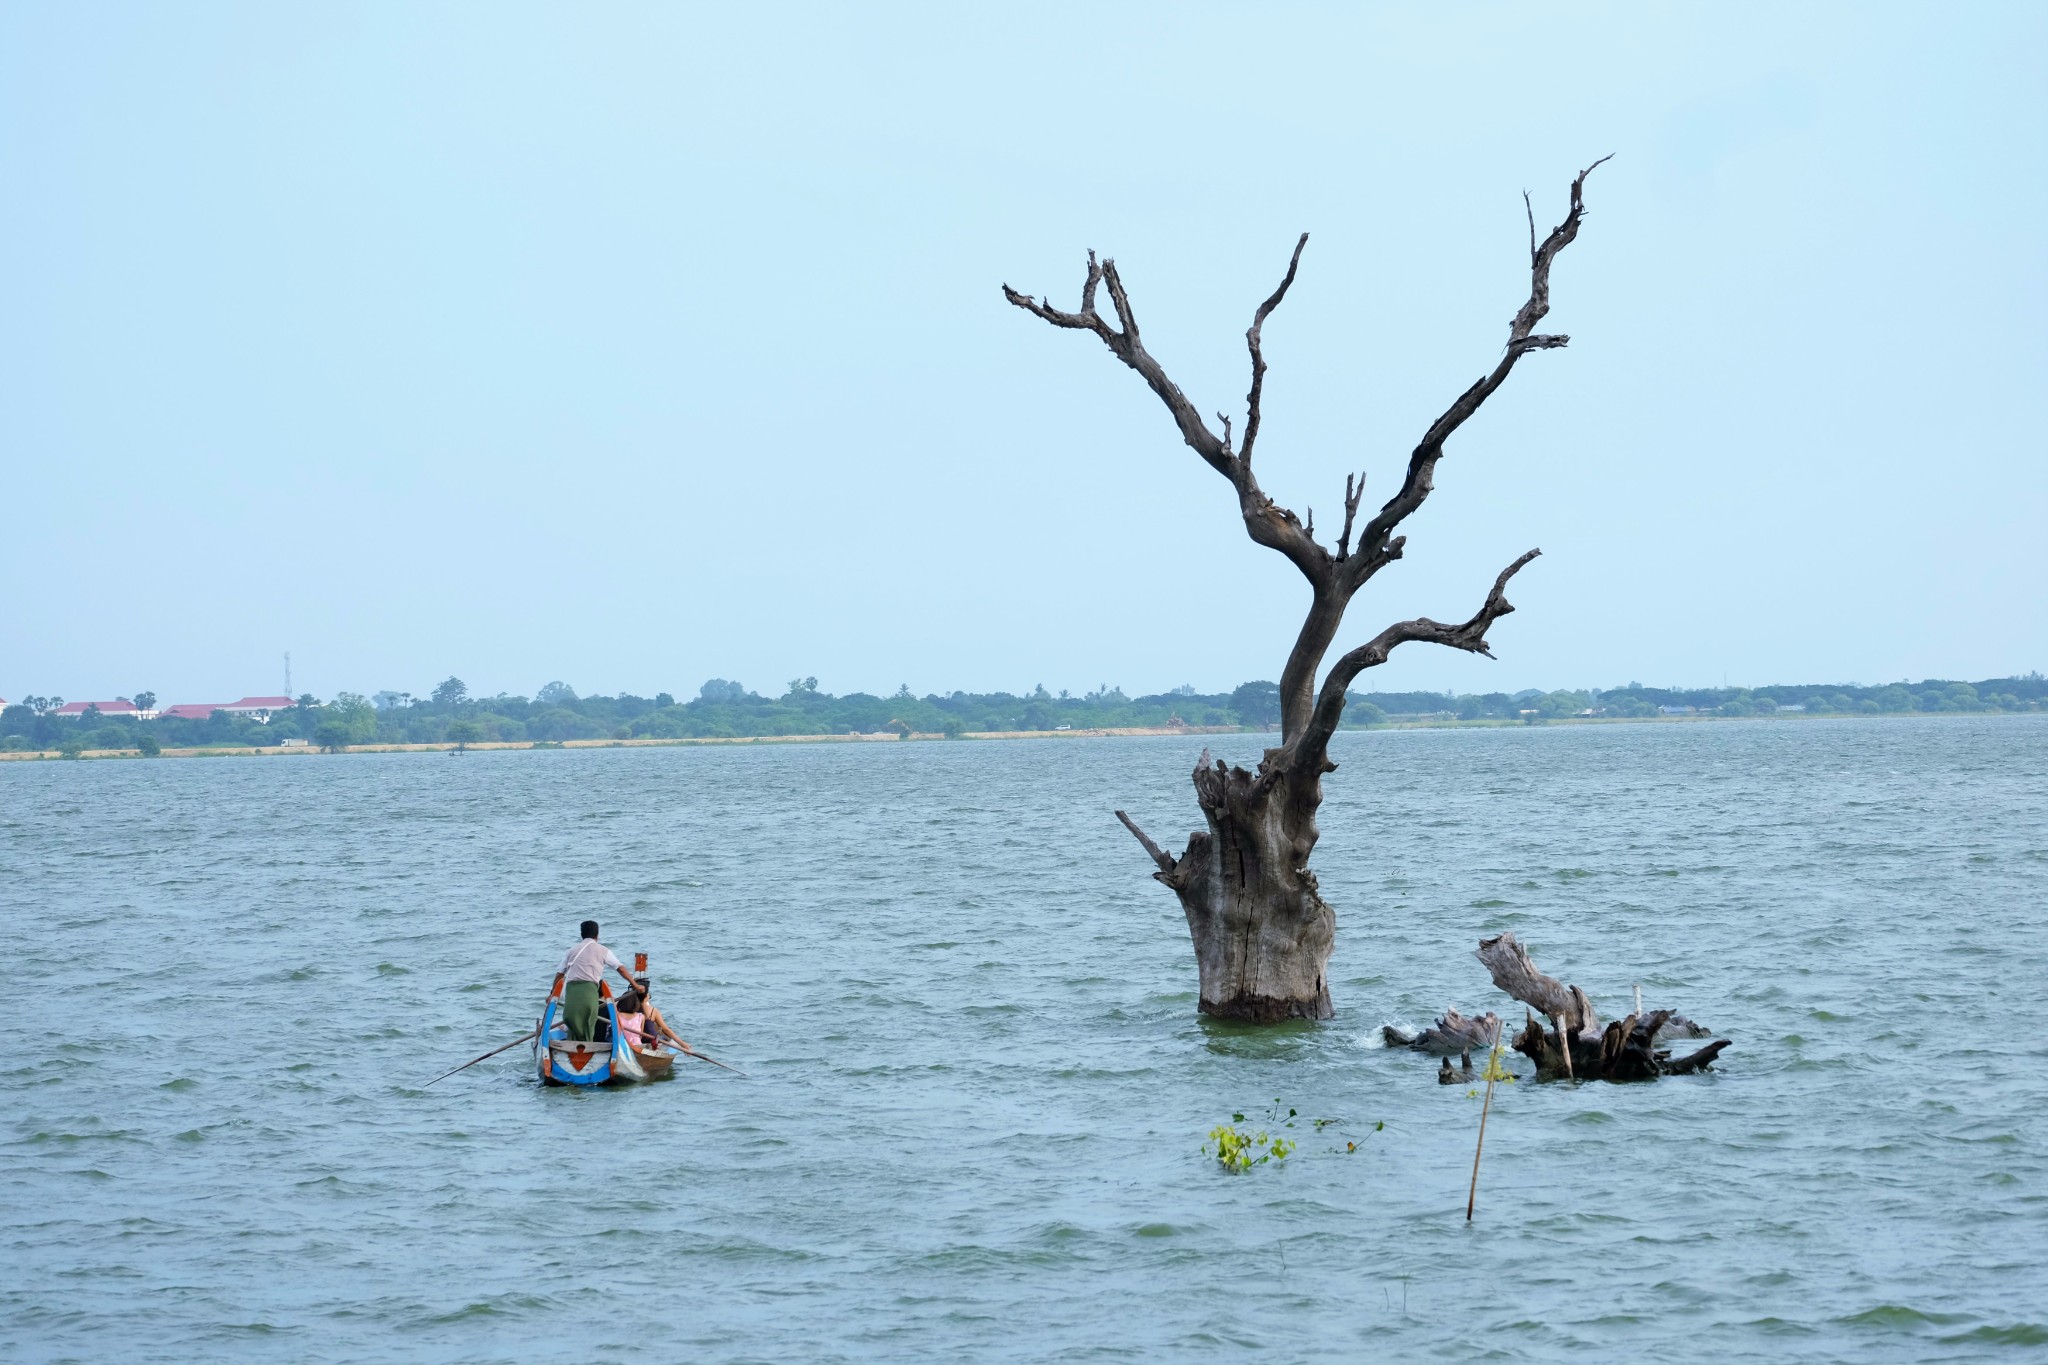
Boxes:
[1466,1019,1506,1221]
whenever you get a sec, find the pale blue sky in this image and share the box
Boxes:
[4,3,2043,704]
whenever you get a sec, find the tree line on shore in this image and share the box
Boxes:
[3,672,2043,755]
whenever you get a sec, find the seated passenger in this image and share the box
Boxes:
[616,990,651,1052]
[632,976,687,1053]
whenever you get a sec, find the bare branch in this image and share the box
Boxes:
[1337,471,1365,559]
[1004,241,1333,588]
[1114,809,1176,875]
[1241,232,1309,468]
[1345,159,1608,589]
[1511,154,1611,345]
[1001,251,1110,338]
[1004,253,1249,483]
[1294,549,1540,758]
[1099,258,1141,346]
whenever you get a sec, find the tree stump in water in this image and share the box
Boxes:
[1117,751,1337,1021]
[1477,931,1729,1082]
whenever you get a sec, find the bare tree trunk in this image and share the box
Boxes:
[1122,753,1334,1020]
[1009,161,1610,1022]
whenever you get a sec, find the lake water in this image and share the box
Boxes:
[3,716,2045,1362]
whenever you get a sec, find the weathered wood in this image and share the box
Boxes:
[1655,1014,1712,1041]
[1006,163,1609,1021]
[1113,809,1176,876]
[1384,1007,1500,1055]
[1477,932,1598,1034]
[1483,933,1728,1082]
[1664,1039,1731,1074]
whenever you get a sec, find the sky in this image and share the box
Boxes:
[3,3,2044,705]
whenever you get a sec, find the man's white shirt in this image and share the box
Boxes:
[559,939,623,983]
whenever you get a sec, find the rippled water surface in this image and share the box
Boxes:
[4,717,2046,1362]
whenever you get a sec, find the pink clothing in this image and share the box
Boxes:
[618,1011,648,1049]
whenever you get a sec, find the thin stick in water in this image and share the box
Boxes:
[1466,1019,1506,1221]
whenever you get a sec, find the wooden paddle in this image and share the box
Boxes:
[421,1028,538,1087]
[654,1022,748,1077]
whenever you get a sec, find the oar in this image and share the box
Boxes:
[421,1028,538,1087]
[654,1023,748,1077]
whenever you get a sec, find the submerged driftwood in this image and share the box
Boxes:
[1384,1008,1500,1055]
[1475,931,1728,1082]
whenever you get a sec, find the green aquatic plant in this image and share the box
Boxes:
[1206,1123,1293,1172]
[1207,1102,1381,1168]
[1464,1046,1520,1097]
[1337,1119,1386,1153]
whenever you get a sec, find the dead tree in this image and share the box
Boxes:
[1477,931,1729,1081]
[1004,161,1610,1022]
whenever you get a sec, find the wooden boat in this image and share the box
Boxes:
[631,1047,676,1079]
[534,992,650,1087]
[533,953,682,1087]
[532,972,684,1086]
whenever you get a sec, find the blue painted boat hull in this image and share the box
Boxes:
[533,997,648,1086]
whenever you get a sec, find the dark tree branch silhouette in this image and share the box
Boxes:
[1002,159,1608,1022]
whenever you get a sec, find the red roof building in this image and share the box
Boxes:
[55,700,145,718]
[223,696,295,713]
[159,697,297,722]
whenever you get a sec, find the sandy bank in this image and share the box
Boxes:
[3,711,2014,763]
[0,724,1244,762]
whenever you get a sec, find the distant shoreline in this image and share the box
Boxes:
[0,724,1242,761]
[0,709,2032,763]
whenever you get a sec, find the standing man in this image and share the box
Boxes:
[558,920,639,1042]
